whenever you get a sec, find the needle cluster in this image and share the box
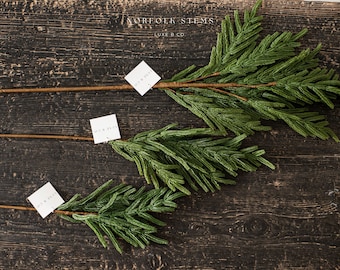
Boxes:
[110,124,274,195]
[164,0,340,141]
[2,0,339,254]
[57,180,184,253]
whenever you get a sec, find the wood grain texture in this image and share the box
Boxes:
[0,0,339,269]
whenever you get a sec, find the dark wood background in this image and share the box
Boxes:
[0,0,339,269]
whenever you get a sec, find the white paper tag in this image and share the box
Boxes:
[124,61,161,96]
[90,114,121,144]
[27,182,65,218]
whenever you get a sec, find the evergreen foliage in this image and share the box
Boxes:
[109,124,275,195]
[3,0,338,253]
[57,180,184,253]
[164,0,340,141]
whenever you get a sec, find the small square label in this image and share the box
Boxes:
[90,114,121,144]
[124,61,161,96]
[27,182,65,219]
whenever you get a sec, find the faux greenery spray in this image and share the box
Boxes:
[0,0,339,253]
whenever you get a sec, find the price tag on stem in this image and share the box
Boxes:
[90,114,121,144]
[27,182,65,218]
[125,61,161,96]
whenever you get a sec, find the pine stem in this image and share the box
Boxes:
[0,134,94,141]
[0,204,97,216]
[0,81,276,94]
[208,87,249,102]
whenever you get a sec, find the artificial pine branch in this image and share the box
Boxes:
[2,2,339,139]
[56,179,184,253]
[0,0,338,253]
[163,0,340,141]
[109,123,275,195]
[0,122,274,195]
[1,1,339,140]
[0,180,184,253]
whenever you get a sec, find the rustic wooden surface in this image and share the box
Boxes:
[0,0,339,269]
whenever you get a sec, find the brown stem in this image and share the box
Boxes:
[0,84,134,94]
[0,134,133,142]
[208,88,248,102]
[0,134,94,141]
[0,204,97,216]
[0,81,276,94]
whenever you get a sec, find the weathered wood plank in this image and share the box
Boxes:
[0,0,339,269]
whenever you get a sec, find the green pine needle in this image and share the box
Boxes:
[163,0,340,141]
[57,180,184,253]
[109,124,275,195]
